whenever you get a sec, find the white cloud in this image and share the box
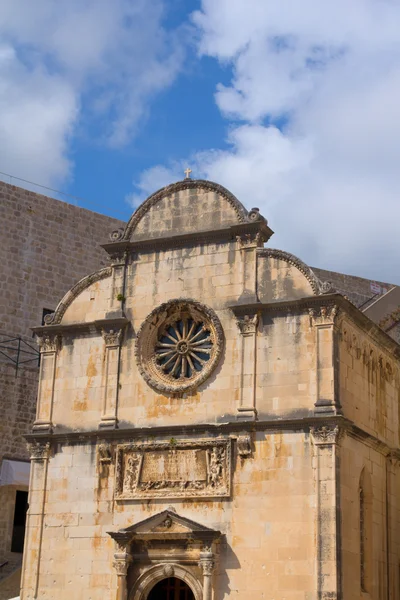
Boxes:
[0,0,183,185]
[134,0,400,283]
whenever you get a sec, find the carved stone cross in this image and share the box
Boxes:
[184,167,192,179]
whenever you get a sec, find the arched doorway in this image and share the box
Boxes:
[148,577,195,600]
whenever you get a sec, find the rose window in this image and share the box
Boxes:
[136,300,224,393]
[155,319,212,379]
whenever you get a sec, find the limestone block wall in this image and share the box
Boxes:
[50,243,323,432]
[22,432,317,600]
[340,433,400,600]
[338,317,400,448]
[0,180,123,337]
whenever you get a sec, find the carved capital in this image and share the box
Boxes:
[310,424,341,446]
[236,232,263,249]
[28,441,51,461]
[102,328,123,347]
[309,305,338,326]
[199,553,214,576]
[237,434,252,457]
[113,550,132,576]
[236,314,258,335]
[37,333,61,353]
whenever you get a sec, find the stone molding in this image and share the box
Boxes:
[114,438,232,500]
[131,563,203,600]
[257,248,333,296]
[44,267,112,325]
[123,179,251,240]
[135,298,224,394]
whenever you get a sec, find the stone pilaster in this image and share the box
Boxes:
[99,328,123,429]
[113,548,132,600]
[199,549,215,600]
[236,313,259,421]
[20,441,51,600]
[309,306,340,415]
[311,424,342,600]
[33,334,61,432]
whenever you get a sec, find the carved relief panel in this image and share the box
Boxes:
[115,439,231,500]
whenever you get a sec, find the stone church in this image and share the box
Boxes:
[23,179,400,600]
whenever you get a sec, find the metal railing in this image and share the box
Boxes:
[0,334,40,374]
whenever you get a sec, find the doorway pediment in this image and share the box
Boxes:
[108,509,221,547]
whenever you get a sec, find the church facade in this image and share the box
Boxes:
[23,179,400,600]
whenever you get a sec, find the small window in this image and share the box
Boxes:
[11,490,28,553]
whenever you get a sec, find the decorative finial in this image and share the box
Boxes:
[184,167,192,179]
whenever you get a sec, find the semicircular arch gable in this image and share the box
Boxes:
[123,179,250,241]
[46,267,112,325]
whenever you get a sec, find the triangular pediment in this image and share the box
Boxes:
[108,509,220,547]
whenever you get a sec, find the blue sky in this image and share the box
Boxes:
[1,0,400,282]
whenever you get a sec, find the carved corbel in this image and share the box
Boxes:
[237,433,252,457]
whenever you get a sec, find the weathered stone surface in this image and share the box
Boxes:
[20,180,400,600]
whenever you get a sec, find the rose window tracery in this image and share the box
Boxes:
[155,319,212,379]
[136,300,223,393]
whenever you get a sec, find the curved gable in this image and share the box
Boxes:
[123,179,251,241]
[257,248,332,302]
[45,267,112,325]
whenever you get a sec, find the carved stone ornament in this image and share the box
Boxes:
[237,434,252,457]
[109,228,124,242]
[236,232,263,248]
[308,305,338,326]
[136,299,224,394]
[98,442,113,464]
[163,565,174,578]
[199,559,214,576]
[236,314,258,335]
[114,438,231,500]
[310,424,341,446]
[102,328,123,347]
[28,441,51,461]
[36,333,61,353]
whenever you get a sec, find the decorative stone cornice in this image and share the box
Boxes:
[28,441,51,461]
[257,248,333,296]
[32,317,129,337]
[37,333,61,353]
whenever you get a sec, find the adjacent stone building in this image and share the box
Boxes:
[0,180,123,593]
[23,178,400,600]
